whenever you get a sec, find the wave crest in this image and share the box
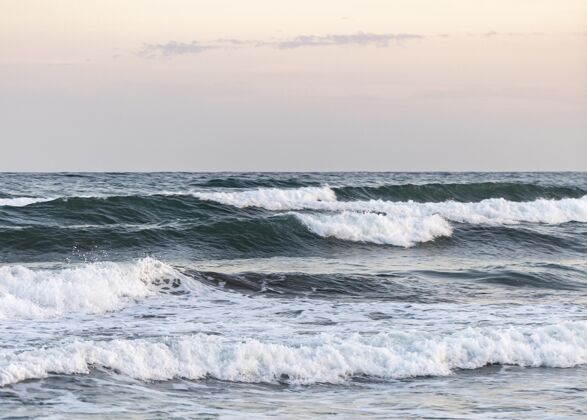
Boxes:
[0,258,190,319]
[0,197,55,207]
[194,187,587,225]
[293,212,453,247]
[2,321,586,386]
[193,186,337,210]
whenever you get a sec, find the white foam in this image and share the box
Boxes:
[1,321,585,386]
[193,187,337,210]
[294,212,452,247]
[193,187,587,225]
[333,196,587,225]
[0,258,191,319]
[0,193,174,207]
[0,197,56,207]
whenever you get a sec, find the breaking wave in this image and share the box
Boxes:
[195,187,587,225]
[2,321,586,386]
[0,258,193,319]
[2,186,586,250]
[187,186,587,246]
[193,186,337,210]
[293,212,453,247]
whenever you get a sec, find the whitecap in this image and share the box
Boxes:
[193,186,337,210]
[293,211,452,247]
[193,186,587,225]
[0,197,56,207]
[1,321,585,386]
[0,258,195,319]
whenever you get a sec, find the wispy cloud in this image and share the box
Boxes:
[139,41,216,58]
[276,32,423,49]
[137,31,578,58]
[139,32,424,58]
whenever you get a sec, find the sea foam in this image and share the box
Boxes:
[0,258,190,319]
[1,321,585,386]
[326,196,587,225]
[193,187,337,210]
[293,212,453,247]
[0,197,56,207]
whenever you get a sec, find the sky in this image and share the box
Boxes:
[1,0,586,171]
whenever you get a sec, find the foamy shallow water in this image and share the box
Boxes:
[2,366,586,419]
[1,172,586,418]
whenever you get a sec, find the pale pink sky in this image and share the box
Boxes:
[1,0,586,170]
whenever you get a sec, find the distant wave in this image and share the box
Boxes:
[186,186,587,246]
[333,182,586,202]
[195,187,587,225]
[0,186,335,209]
[2,321,586,386]
[2,186,586,248]
[0,258,199,319]
[193,186,336,210]
[193,180,585,201]
[3,182,585,212]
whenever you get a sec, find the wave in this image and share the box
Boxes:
[193,187,336,210]
[5,187,586,227]
[293,212,452,247]
[1,188,585,251]
[2,259,583,319]
[1,217,584,260]
[2,321,586,386]
[333,196,587,225]
[0,216,327,260]
[2,180,584,209]
[195,187,587,225]
[333,183,586,202]
[195,263,587,300]
[0,258,194,319]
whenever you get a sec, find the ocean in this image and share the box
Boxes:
[0,172,586,419]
